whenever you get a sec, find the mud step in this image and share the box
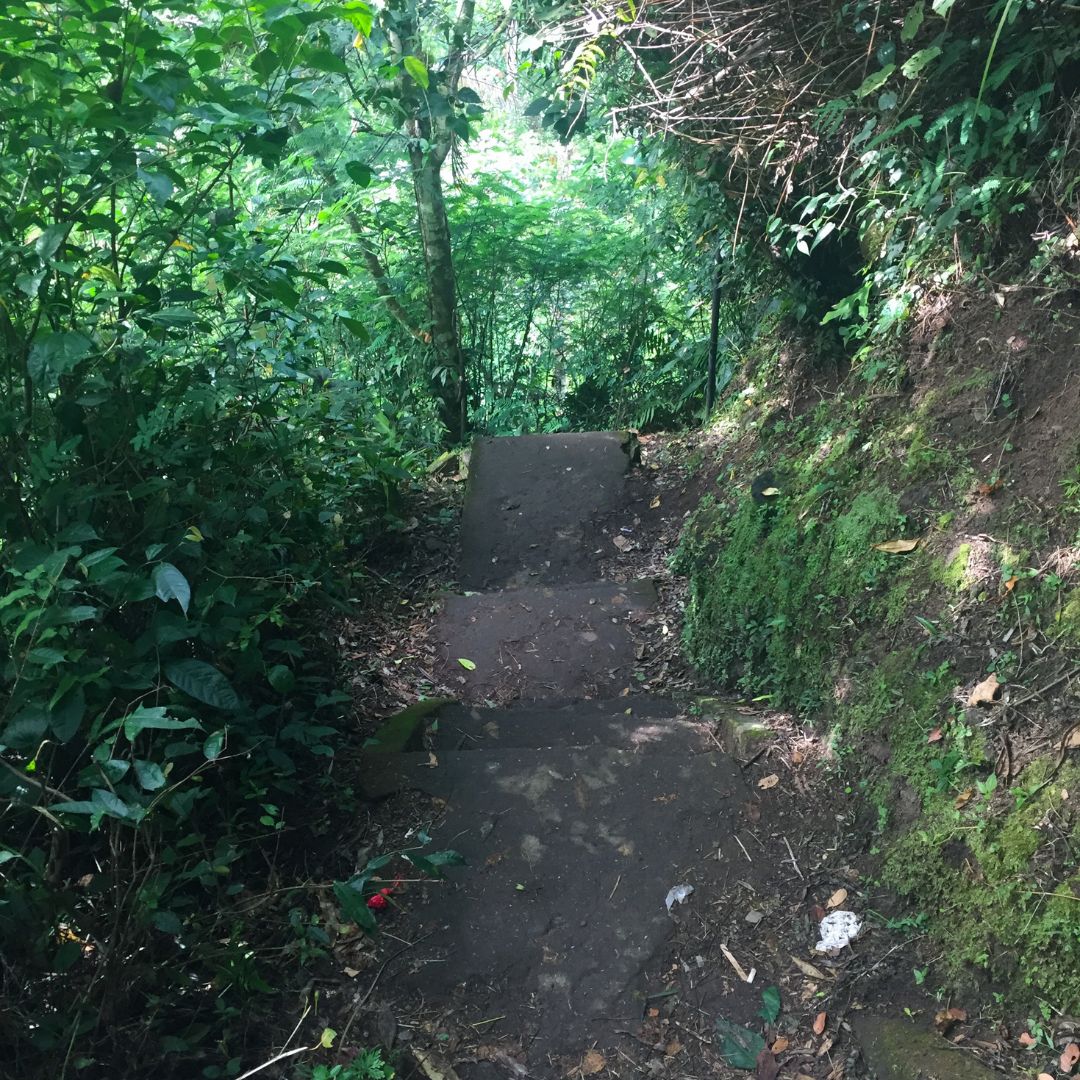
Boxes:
[429,696,711,753]
[434,579,655,702]
[459,431,634,589]
[362,745,747,1052]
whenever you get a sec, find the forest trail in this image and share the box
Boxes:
[364,433,755,1063]
[356,433,1005,1079]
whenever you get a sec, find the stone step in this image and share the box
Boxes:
[429,696,712,753]
[359,744,747,1053]
[434,579,655,703]
[459,431,634,589]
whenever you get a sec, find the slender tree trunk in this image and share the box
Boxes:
[409,146,467,442]
[705,257,721,417]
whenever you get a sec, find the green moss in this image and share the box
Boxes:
[681,475,902,713]
[1056,587,1080,643]
[883,760,1080,1007]
[938,543,973,592]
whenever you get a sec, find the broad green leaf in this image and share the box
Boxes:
[252,47,280,79]
[203,730,226,760]
[1,711,48,752]
[268,664,295,694]
[153,563,190,616]
[524,96,551,117]
[133,759,167,790]
[164,659,241,711]
[123,705,200,741]
[303,47,349,75]
[403,849,466,878]
[714,1018,766,1070]
[28,332,93,389]
[345,161,372,186]
[403,55,429,90]
[901,46,942,78]
[333,881,378,934]
[856,64,895,98]
[931,0,955,14]
[901,0,924,42]
[137,168,175,205]
[320,1029,337,1049]
[759,985,781,1024]
[457,658,476,670]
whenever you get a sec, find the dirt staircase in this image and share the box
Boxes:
[363,434,751,1065]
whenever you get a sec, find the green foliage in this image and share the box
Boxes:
[308,1048,394,1080]
[0,0,437,1072]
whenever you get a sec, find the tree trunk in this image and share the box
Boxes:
[705,257,721,417]
[410,145,467,443]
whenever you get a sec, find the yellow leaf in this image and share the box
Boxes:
[650,495,661,509]
[171,238,195,252]
[1003,576,1019,592]
[954,788,975,809]
[968,673,1001,707]
[353,31,366,48]
[457,658,476,671]
[320,1028,337,1048]
[826,888,847,909]
[184,525,204,542]
[757,773,779,790]
[872,538,920,553]
[761,486,780,497]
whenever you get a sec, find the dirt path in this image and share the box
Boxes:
[346,434,1009,1080]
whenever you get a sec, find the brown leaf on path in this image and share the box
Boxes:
[934,1007,968,1033]
[771,1036,790,1053]
[664,1039,682,1056]
[581,1049,606,1075]
[791,955,828,979]
[754,1049,779,1080]
[1062,1042,1080,1072]
[813,1011,827,1036]
[612,535,631,551]
[1064,725,1080,750]
[758,773,779,790]
[969,673,1002,706]
[1004,575,1019,592]
[650,496,661,509]
[927,727,943,744]
[873,537,920,554]
[1018,1032,1037,1047]
[954,788,975,809]
[826,888,848,909]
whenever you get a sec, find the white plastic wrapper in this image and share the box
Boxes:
[815,910,862,952]
[665,884,694,913]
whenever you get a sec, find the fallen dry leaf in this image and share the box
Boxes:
[612,535,631,551]
[1064,726,1080,750]
[1004,575,1019,592]
[647,1008,660,1018]
[650,496,661,509]
[791,749,804,764]
[934,1007,968,1033]
[976,480,1002,496]
[1018,1032,1037,1047]
[664,1040,682,1057]
[954,788,975,809]
[581,1050,606,1075]
[969,673,1002,707]
[1062,1043,1080,1072]
[771,1037,790,1053]
[813,1012,827,1036]
[758,773,780,790]
[927,727,944,744]
[873,537,920,554]
[755,1049,779,1080]
[826,888,848,909]
[791,955,828,980]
